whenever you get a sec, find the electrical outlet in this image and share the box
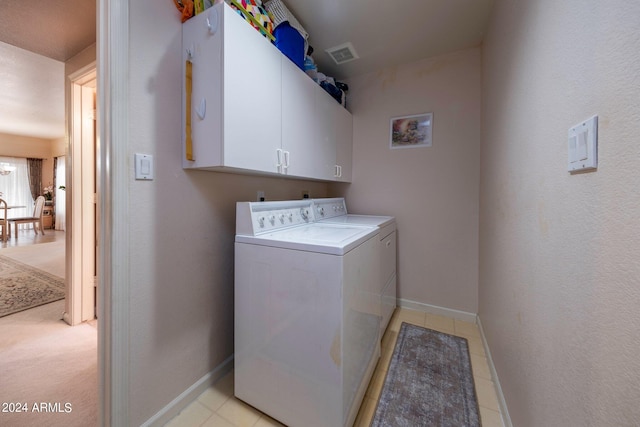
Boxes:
[257,191,265,202]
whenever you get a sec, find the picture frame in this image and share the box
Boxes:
[390,112,433,149]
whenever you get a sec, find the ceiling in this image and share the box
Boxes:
[0,0,494,140]
[284,0,494,80]
[0,0,96,62]
[0,0,96,140]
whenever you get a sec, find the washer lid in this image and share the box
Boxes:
[319,214,395,229]
[235,223,378,255]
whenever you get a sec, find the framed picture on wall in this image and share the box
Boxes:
[390,112,433,149]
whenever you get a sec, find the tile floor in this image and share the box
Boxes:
[165,307,505,427]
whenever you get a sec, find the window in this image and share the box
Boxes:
[0,157,35,219]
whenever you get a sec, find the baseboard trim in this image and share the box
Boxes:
[476,317,512,427]
[141,355,234,427]
[397,298,478,323]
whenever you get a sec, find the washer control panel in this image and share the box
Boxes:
[313,198,347,220]
[236,198,351,236]
[237,200,316,235]
[252,206,312,231]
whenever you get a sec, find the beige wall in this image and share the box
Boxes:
[51,137,65,158]
[333,48,481,314]
[0,132,56,190]
[480,0,640,425]
[128,2,328,424]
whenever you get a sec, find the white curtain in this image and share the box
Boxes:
[55,156,66,230]
[0,156,34,219]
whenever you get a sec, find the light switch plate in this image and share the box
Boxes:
[568,115,598,172]
[135,153,154,180]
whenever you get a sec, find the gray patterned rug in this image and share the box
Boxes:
[0,254,65,318]
[371,322,481,427]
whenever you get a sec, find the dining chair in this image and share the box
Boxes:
[10,195,46,237]
[0,198,8,242]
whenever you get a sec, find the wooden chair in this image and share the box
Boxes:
[10,195,46,237]
[0,198,8,242]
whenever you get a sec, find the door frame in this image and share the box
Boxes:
[98,0,130,425]
[64,65,96,326]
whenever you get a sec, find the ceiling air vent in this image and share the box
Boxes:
[325,42,359,65]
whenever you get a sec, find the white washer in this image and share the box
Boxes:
[313,198,397,336]
[235,200,381,427]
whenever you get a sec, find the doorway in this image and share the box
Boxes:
[64,65,97,325]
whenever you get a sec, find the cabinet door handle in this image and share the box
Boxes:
[283,150,290,171]
[276,148,283,173]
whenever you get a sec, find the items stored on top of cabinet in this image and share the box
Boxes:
[182,2,352,182]
[175,0,350,106]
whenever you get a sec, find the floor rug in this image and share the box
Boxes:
[371,322,481,427]
[0,254,65,318]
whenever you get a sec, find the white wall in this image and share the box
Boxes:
[0,41,64,139]
[128,2,329,424]
[480,1,640,425]
[333,48,481,314]
[0,41,78,196]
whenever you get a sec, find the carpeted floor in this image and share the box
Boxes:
[0,236,98,427]
[0,301,98,427]
[0,238,65,278]
[0,254,65,318]
[371,322,481,427]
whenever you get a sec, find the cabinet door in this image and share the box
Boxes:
[334,104,353,182]
[312,85,339,181]
[223,7,282,173]
[281,56,318,178]
[182,9,224,169]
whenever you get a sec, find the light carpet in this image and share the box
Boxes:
[0,238,65,279]
[0,236,98,427]
[371,322,481,427]
[0,254,65,318]
[0,301,98,427]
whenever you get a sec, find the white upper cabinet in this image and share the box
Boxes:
[182,4,281,174]
[334,103,353,182]
[280,55,320,178]
[223,7,282,174]
[282,56,340,181]
[182,2,352,182]
[313,84,340,181]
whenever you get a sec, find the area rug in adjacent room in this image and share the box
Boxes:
[0,254,65,318]
[371,322,481,427]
